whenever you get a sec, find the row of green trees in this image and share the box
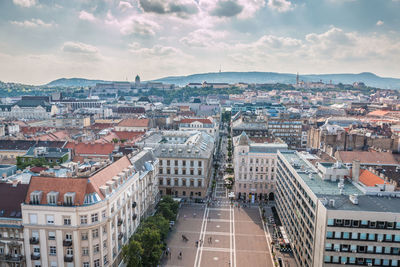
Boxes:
[122,196,179,267]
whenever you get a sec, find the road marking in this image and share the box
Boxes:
[194,206,208,267]
[196,207,209,267]
[233,207,236,267]
[229,203,233,267]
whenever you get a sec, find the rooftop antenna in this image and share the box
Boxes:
[219,65,221,73]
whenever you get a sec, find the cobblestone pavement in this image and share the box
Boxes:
[162,186,274,267]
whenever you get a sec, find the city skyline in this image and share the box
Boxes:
[0,0,400,85]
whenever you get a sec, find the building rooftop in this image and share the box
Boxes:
[0,182,29,219]
[279,151,400,213]
[138,131,214,159]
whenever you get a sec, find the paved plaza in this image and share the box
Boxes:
[162,200,274,267]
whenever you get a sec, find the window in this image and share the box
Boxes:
[343,232,350,239]
[48,232,56,240]
[81,215,88,225]
[159,168,163,174]
[190,170,194,175]
[182,169,186,175]
[49,246,56,256]
[83,262,89,267]
[368,233,375,241]
[47,192,58,205]
[46,215,55,224]
[92,229,99,238]
[104,255,108,265]
[190,161,194,167]
[159,178,163,186]
[103,240,107,248]
[198,161,202,167]
[81,232,88,240]
[64,216,71,225]
[82,247,89,256]
[183,161,186,166]
[30,214,38,224]
[93,244,100,253]
[94,259,100,267]
[326,231,333,238]
[65,233,72,241]
[50,262,57,267]
[102,210,106,219]
[91,213,98,223]
[174,160,178,166]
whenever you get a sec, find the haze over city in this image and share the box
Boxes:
[0,0,400,85]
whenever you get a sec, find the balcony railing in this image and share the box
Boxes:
[31,253,40,260]
[117,219,123,226]
[63,239,73,247]
[29,237,39,244]
[0,255,24,262]
[64,255,73,262]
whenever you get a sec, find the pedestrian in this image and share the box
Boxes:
[178,251,182,259]
[195,240,198,247]
[183,214,186,220]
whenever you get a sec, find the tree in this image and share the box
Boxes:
[135,228,163,267]
[157,202,176,222]
[123,240,144,267]
[141,214,170,240]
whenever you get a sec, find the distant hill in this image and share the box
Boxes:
[153,71,400,89]
[45,78,109,87]
[43,72,400,89]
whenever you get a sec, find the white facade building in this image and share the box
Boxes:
[21,150,158,267]
[233,132,287,202]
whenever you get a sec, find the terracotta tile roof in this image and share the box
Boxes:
[65,142,115,156]
[113,131,145,141]
[89,156,132,199]
[0,183,29,218]
[180,118,212,124]
[337,151,398,165]
[358,169,385,187]
[30,166,48,173]
[367,110,389,117]
[117,118,149,127]
[25,177,89,206]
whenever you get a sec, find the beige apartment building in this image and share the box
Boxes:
[276,150,400,267]
[137,131,214,200]
[21,150,158,267]
[233,132,287,202]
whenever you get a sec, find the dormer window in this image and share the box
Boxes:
[30,191,42,205]
[47,191,59,205]
[64,192,76,206]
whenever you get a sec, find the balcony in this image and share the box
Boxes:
[132,214,137,220]
[117,218,123,226]
[63,239,73,247]
[0,255,24,263]
[64,255,73,262]
[31,253,40,260]
[118,233,123,240]
[132,202,137,208]
[29,237,39,244]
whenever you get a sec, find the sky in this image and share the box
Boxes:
[0,0,399,85]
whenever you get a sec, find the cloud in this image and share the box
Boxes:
[180,28,227,47]
[11,19,55,28]
[62,41,99,54]
[199,0,264,19]
[129,43,180,56]
[13,0,36,7]
[79,11,96,22]
[120,17,160,36]
[104,12,160,37]
[267,0,293,12]
[118,1,133,11]
[210,0,244,17]
[376,20,384,26]
[139,0,199,18]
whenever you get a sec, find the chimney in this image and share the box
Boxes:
[352,160,360,183]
